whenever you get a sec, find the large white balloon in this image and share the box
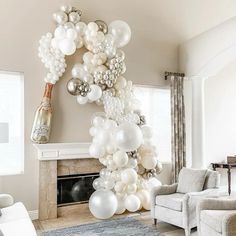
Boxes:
[124,194,141,212]
[141,154,158,169]
[113,150,128,168]
[108,20,131,48]
[121,168,138,184]
[89,190,118,219]
[115,122,143,152]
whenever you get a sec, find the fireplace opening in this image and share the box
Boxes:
[57,172,99,207]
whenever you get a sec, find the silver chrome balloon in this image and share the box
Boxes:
[95,20,108,34]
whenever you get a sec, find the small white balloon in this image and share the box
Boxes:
[89,143,105,158]
[66,28,77,40]
[141,155,158,170]
[126,183,137,194]
[121,168,138,184]
[77,95,88,105]
[53,11,68,25]
[114,181,126,193]
[88,85,102,101]
[136,189,151,210]
[69,12,80,24]
[75,22,87,35]
[59,39,76,55]
[92,116,104,127]
[71,64,85,78]
[54,26,66,39]
[115,196,126,214]
[125,194,141,212]
[113,150,128,168]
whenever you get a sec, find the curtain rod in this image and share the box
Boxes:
[164,71,185,80]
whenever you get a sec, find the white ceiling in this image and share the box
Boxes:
[77,0,236,44]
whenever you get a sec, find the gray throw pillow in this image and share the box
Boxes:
[177,167,207,193]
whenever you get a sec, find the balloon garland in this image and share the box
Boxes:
[37,5,162,219]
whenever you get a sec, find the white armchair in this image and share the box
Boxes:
[197,198,236,236]
[151,168,220,236]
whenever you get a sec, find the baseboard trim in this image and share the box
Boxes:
[28,210,39,220]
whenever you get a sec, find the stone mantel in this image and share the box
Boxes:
[34,142,92,161]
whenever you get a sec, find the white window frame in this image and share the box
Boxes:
[134,84,171,164]
[0,70,24,176]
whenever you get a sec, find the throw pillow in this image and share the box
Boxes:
[203,169,220,189]
[177,167,207,193]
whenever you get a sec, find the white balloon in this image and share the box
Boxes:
[77,95,88,105]
[69,12,80,24]
[146,177,162,191]
[92,116,104,127]
[66,28,77,40]
[141,126,153,139]
[75,22,87,35]
[83,74,93,83]
[100,168,111,179]
[114,181,126,193]
[104,119,117,130]
[115,76,127,90]
[115,122,143,152]
[93,178,103,190]
[136,189,151,210]
[121,168,138,184]
[89,190,117,219]
[53,11,68,25]
[141,155,158,169]
[54,26,66,39]
[96,130,111,145]
[115,196,126,214]
[88,85,102,101]
[108,20,131,48]
[125,194,141,212]
[89,143,105,158]
[103,178,115,190]
[59,39,76,55]
[126,183,137,194]
[71,63,85,78]
[127,158,138,168]
[88,22,99,32]
[113,150,128,168]
[106,143,117,154]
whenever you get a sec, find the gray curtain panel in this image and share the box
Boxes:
[170,75,186,183]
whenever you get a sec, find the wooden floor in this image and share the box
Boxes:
[33,208,197,236]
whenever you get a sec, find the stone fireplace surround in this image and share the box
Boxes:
[34,143,103,220]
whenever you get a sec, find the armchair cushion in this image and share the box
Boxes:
[177,168,207,193]
[156,193,184,211]
[201,209,236,233]
[203,169,220,190]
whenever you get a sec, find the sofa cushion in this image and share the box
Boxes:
[155,193,185,211]
[201,209,236,233]
[203,170,220,190]
[177,168,207,193]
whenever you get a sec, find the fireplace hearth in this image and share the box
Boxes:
[57,173,99,207]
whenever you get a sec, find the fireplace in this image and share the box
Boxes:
[57,173,99,207]
[34,143,104,220]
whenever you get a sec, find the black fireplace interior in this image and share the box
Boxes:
[57,172,99,206]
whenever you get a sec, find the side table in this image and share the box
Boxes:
[212,163,236,195]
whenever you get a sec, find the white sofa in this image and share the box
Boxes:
[0,194,37,236]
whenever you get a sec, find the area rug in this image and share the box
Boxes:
[43,217,162,236]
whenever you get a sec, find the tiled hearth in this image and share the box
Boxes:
[34,143,103,220]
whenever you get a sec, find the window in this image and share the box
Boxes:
[134,85,171,163]
[0,71,24,175]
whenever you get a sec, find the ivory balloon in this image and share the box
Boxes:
[77,95,88,105]
[87,85,102,101]
[115,196,126,214]
[92,116,104,127]
[89,143,105,158]
[126,183,137,194]
[92,178,102,190]
[121,168,138,184]
[124,194,141,212]
[53,11,68,25]
[108,20,131,48]
[115,122,143,152]
[113,150,128,168]
[136,189,151,210]
[59,39,76,55]
[141,155,158,170]
[89,190,117,219]
[114,181,126,193]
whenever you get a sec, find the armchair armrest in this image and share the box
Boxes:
[222,213,236,236]
[0,194,14,208]
[150,183,178,218]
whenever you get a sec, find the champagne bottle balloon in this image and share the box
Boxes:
[31,83,53,143]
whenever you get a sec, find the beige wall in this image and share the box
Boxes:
[0,0,178,211]
[205,60,236,191]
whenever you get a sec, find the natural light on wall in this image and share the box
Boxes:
[0,71,24,175]
[134,86,171,163]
